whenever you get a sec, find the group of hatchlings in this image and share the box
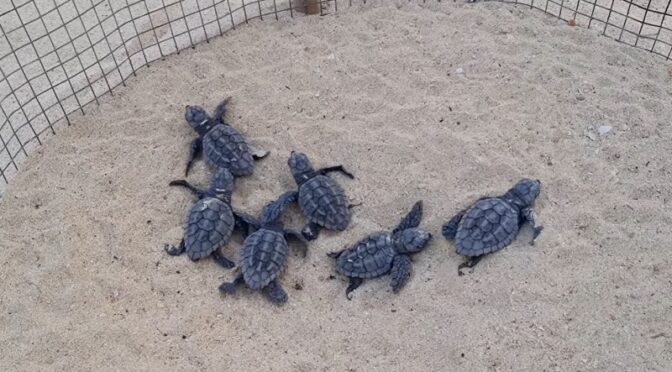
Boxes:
[164,98,544,304]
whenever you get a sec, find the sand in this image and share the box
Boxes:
[1,1,672,370]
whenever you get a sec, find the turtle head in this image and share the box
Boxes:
[210,168,235,202]
[288,151,314,184]
[395,228,432,254]
[184,105,210,131]
[505,178,541,208]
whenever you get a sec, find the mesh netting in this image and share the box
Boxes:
[0,0,670,196]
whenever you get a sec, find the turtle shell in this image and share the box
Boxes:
[240,228,288,290]
[336,232,396,278]
[184,198,235,260]
[455,198,520,257]
[202,124,254,176]
[298,175,350,231]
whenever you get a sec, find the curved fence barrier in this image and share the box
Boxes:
[0,0,670,196]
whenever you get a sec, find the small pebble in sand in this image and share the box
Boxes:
[598,125,612,135]
[456,67,464,74]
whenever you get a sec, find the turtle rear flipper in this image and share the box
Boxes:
[345,277,364,300]
[212,250,235,269]
[234,211,261,236]
[164,240,186,256]
[458,255,484,276]
[219,273,244,295]
[442,197,491,240]
[442,209,466,240]
[265,280,288,304]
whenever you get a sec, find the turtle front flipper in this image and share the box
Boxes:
[389,255,412,293]
[521,207,543,245]
[458,255,483,276]
[392,201,423,234]
[164,240,186,256]
[213,97,232,123]
[185,137,203,176]
[264,279,288,304]
[301,222,322,241]
[442,209,466,240]
[169,179,208,199]
[212,250,235,269]
[219,273,244,295]
[284,229,308,257]
[316,165,354,179]
[345,277,364,300]
[261,191,298,224]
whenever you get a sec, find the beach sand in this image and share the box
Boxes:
[1,2,671,370]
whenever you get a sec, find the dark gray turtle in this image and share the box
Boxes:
[184,97,268,177]
[328,201,432,299]
[164,168,252,268]
[286,151,354,241]
[219,191,307,304]
[442,178,543,276]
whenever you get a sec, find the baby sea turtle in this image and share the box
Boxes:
[287,151,354,241]
[441,178,543,276]
[219,191,308,304]
[184,97,268,177]
[164,168,251,268]
[328,201,432,299]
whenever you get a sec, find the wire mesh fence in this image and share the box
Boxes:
[500,0,672,57]
[0,0,670,196]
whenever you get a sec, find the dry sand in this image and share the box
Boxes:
[1,1,672,370]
